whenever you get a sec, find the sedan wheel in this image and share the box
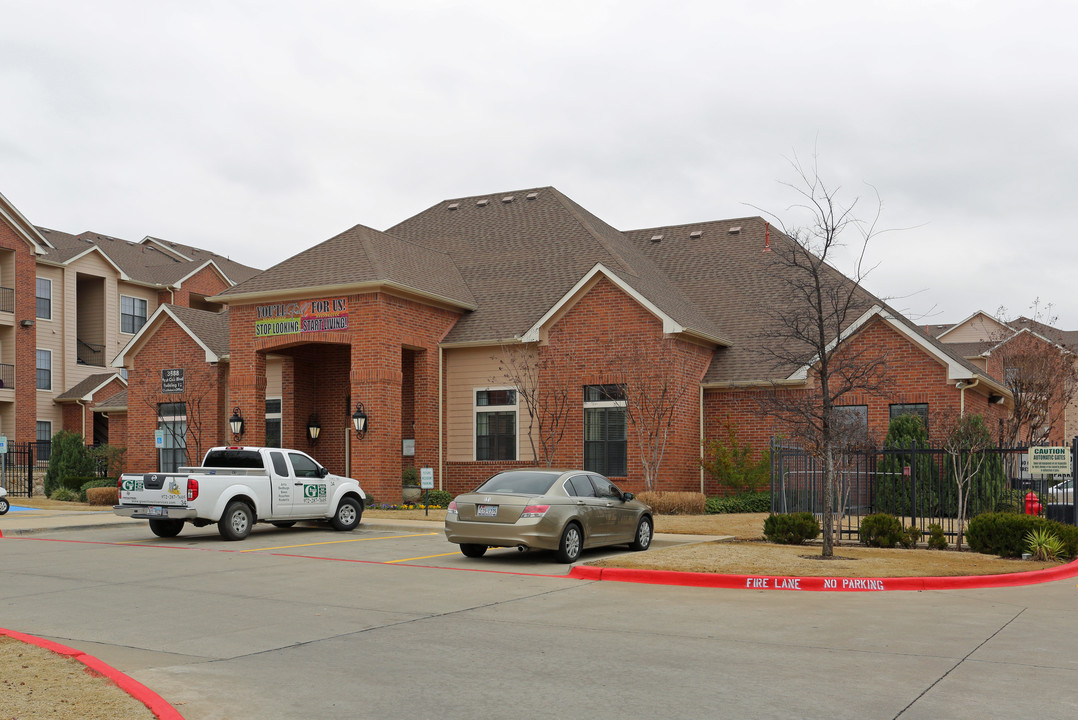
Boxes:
[555,522,583,563]
[629,516,653,551]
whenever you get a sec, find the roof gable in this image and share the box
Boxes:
[0,190,51,253]
[112,305,229,368]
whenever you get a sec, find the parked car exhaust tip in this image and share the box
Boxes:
[517,545,527,552]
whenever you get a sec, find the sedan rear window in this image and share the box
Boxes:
[476,471,559,495]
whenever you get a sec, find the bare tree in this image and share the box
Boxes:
[752,153,890,557]
[134,365,222,466]
[610,338,696,492]
[935,410,993,551]
[991,301,1078,446]
[492,342,573,467]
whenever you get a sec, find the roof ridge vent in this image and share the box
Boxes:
[650,234,663,243]
[476,199,489,207]
[447,202,460,211]
[689,230,702,238]
[502,195,514,203]
[728,226,742,235]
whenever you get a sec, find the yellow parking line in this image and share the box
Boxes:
[241,532,439,552]
[384,550,463,563]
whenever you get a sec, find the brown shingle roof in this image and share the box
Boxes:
[56,373,124,401]
[92,388,127,412]
[165,306,231,357]
[215,223,476,309]
[387,187,728,344]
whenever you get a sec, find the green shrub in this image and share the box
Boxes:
[79,478,118,503]
[859,513,904,548]
[402,466,419,487]
[966,512,1078,558]
[636,491,706,515]
[900,525,922,549]
[62,476,100,493]
[50,488,79,502]
[423,490,453,508]
[1026,527,1066,561]
[876,414,939,516]
[701,421,771,492]
[706,491,771,514]
[927,523,948,550]
[763,512,820,545]
[45,431,97,497]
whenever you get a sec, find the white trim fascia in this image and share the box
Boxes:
[786,305,884,381]
[141,236,193,261]
[982,326,1072,356]
[935,310,1011,340]
[62,245,130,279]
[519,263,727,344]
[0,191,52,253]
[69,373,128,402]
[112,305,220,368]
[173,259,233,288]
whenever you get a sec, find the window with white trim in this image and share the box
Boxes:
[475,388,517,461]
[158,401,187,473]
[583,384,627,476]
[36,349,51,390]
[120,295,148,334]
[35,278,52,319]
[36,421,52,462]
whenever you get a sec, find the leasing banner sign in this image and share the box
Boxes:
[255,298,348,338]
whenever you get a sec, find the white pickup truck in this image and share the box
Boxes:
[114,446,366,541]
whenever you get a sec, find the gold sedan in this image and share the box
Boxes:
[445,469,653,563]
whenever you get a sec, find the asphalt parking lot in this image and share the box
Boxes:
[3,516,1078,719]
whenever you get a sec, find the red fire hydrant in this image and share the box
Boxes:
[1025,491,1043,516]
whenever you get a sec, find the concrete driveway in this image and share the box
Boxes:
[2,519,1077,719]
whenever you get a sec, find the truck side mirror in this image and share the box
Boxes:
[318,467,329,478]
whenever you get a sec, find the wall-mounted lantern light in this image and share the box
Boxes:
[351,401,369,439]
[229,407,245,442]
[307,414,321,445]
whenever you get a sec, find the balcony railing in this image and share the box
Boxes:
[0,363,12,389]
[0,287,13,313]
[77,338,106,367]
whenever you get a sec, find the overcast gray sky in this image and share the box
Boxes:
[2,0,1075,327]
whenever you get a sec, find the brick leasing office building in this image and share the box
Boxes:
[108,186,1012,501]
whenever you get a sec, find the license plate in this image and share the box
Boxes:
[147,506,164,516]
[476,504,498,517]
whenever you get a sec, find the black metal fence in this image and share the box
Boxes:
[771,438,1078,541]
[1,440,110,498]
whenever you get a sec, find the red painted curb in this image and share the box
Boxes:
[0,628,184,719]
[569,557,1078,592]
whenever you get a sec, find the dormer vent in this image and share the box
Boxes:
[502,196,514,203]
[689,230,702,238]
[447,202,460,211]
[476,199,489,207]
[650,234,663,243]
[728,226,742,235]
[526,192,538,200]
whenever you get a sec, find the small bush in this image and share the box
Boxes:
[423,490,453,508]
[80,478,118,502]
[45,431,96,497]
[706,491,770,514]
[1026,527,1066,561]
[50,488,79,502]
[402,466,419,487]
[927,524,948,550]
[763,512,820,545]
[636,491,706,515]
[86,486,119,506]
[966,512,1078,558]
[900,525,922,549]
[858,513,904,548]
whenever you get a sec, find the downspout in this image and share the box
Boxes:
[699,385,705,495]
[76,399,86,438]
[957,378,980,416]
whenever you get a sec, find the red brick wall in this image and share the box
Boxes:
[0,219,41,443]
[61,378,127,438]
[444,276,713,495]
[157,266,231,309]
[703,317,1008,495]
[228,292,460,501]
[125,323,228,472]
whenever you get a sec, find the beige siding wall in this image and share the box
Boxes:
[266,356,283,399]
[939,314,1009,343]
[35,265,64,432]
[116,281,159,363]
[444,345,534,463]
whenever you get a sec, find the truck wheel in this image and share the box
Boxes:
[149,519,184,538]
[330,497,362,531]
[218,501,253,541]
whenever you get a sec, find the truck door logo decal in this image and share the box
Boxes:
[302,484,327,502]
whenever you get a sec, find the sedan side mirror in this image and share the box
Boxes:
[622,492,634,502]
